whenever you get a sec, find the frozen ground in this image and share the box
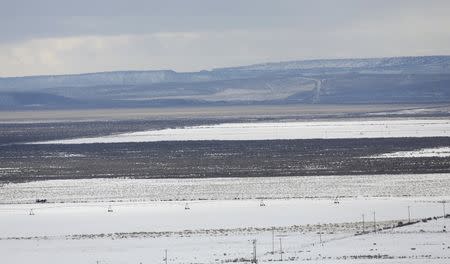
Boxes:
[1,197,448,237]
[30,119,450,144]
[2,173,450,204]
[1,166,449,263]
[1,174,449,263]
[0,197,448,264]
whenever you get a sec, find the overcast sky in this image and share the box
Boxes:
[1,0,450,77]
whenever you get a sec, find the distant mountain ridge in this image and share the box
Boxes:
[217,55,450,72]
[1,55,450,109]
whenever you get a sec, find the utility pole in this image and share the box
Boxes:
[279,237,283,261]
[319,224,322,245]
[251,239,257,264]
[163,249,167,264]
[443,201,447,218]
[408,206,411,223]
[373,212,376,233]
[362,214,365,234]
[271,228,275,254]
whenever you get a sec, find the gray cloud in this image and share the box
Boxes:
[0,0,449,76]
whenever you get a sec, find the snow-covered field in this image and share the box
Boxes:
[0,197,448,264]
[368,147,450,158]
[1,197,447,237]
[31,119,450,144]
[1,173,449,263]
[2,173,450,204]
[2,220,449,264]
[2,153,450,263]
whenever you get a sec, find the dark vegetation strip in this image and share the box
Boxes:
[0,137,449,183]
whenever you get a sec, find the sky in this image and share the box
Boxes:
[1,0,450,77]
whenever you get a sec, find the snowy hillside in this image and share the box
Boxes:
[217,55,450,73]
[1,55,450,109]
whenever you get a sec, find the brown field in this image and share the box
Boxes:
[1,104,447,123]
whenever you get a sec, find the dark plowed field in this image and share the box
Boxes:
[1,136,449,183]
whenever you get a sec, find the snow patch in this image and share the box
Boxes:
[29,119,450,144]
[368,147,450,158]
